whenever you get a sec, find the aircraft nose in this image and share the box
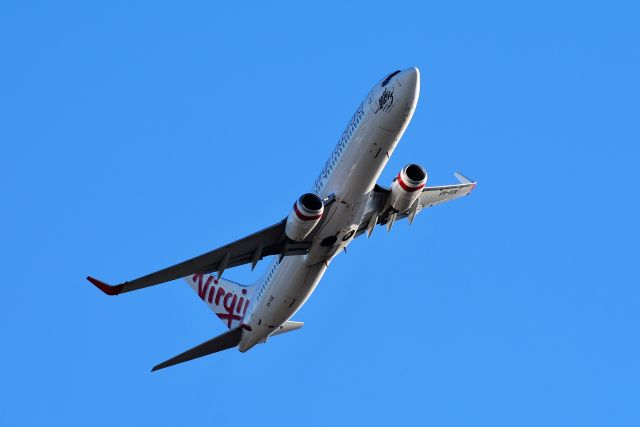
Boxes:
[397,67,420,94]
[368,67,420,125]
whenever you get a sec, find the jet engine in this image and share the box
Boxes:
[285,193,324,241]
[389,164,427,212]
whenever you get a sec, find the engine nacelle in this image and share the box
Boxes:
[389,164,428,212]
[285,193,324,241]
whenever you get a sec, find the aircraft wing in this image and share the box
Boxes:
[88,220,310,296]
[414,180,476,210]
[355,172,476,237]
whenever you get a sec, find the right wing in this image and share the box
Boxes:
[88,196,337,296]
[415,178,476,209]
[88,220,307,296]
[354,172,476,237]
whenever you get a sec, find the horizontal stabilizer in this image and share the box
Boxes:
[151,326,243,372]
[270,320,304,337]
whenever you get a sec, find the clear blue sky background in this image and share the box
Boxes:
[1,1,639,426]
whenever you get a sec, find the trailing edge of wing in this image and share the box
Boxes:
[151,326,243,372]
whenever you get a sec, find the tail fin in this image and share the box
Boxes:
[185,273,255,329]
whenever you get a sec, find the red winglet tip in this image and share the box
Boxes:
[87,276,123,296]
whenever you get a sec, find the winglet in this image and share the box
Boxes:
[87,276,124,296]
[454,171,473,184]
[454,172,477,192]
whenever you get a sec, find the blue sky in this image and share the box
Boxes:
[1,1,639,426]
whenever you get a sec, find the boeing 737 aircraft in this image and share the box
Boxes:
[87,67,476,371]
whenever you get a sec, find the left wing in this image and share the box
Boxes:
[355,172,476,237]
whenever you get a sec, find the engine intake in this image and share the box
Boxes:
[389,164,427,212]
[285,193,324,241]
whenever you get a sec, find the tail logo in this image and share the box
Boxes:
[192,273,250,328]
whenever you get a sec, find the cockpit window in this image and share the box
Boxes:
[381,70,401,87]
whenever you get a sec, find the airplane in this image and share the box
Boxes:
[87,67,476,371]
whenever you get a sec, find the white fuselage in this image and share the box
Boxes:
[238,68,420,351]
